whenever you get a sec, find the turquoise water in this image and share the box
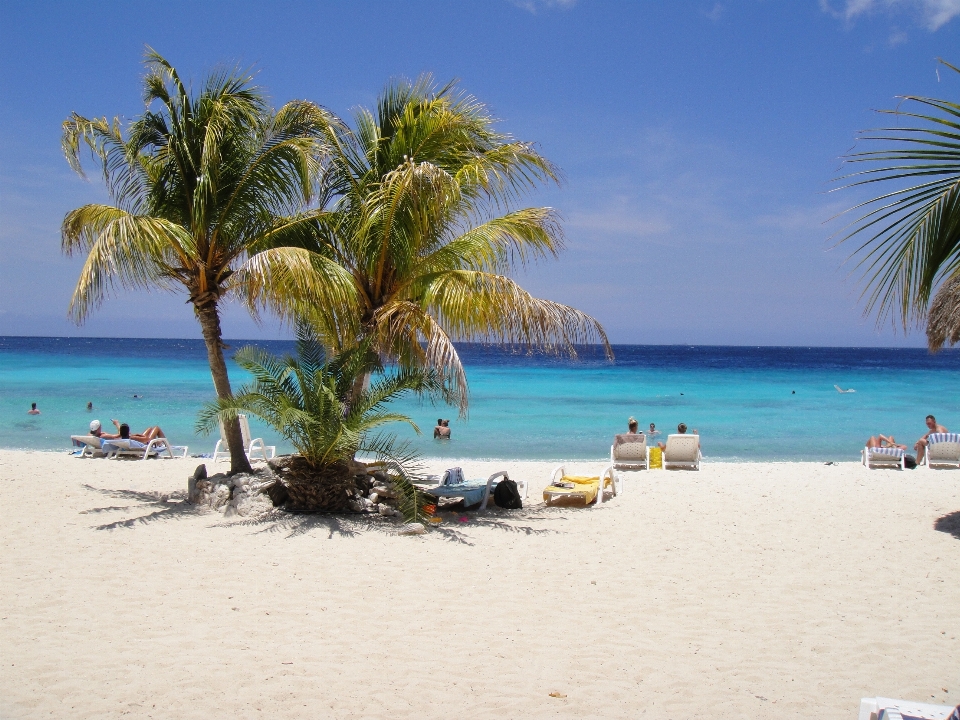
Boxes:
[1,337,958,461]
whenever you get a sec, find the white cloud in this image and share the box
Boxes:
[820,0,960,30]
[704,3,724,21]
[509,0,577,14]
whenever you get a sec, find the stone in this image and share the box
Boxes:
[367,492,379,504]
[187,464,208,503]
[398,523,426,536]
[378,505,393,516]
[223,504,238,518]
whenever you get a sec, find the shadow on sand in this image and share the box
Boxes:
[934,510,960,540]
[80,484,565,541]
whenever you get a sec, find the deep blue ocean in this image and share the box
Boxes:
[1,336,958,461]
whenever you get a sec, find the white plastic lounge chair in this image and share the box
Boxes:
[862,446,906,470]
[662,434,701,470]
[543,464,621,507]
[425,470,528,511]
[102,438,188,460]
[611,433,648,472]
[858,697,955,720]
[925,432,960,469]
[71,435,106,457]
[213,414,276,462]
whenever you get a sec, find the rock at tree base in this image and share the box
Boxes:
[398,523,426,536]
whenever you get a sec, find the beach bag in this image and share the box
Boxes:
[494,479,523,509]
[904,454,917,469]
[441,467,465,485]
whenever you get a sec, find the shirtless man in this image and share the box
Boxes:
[657,423,699,451]
[915,415,948,464]
[433,419,451,439]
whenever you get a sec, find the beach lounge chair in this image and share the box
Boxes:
[662,434,701,470]
[71,435,106,457]
[543,464,620,507]
[102,438,188,460]
[862,446,906,470]
[925,432,960,469]
[858,697,955,720]
[213,414,276,463]
[611,433,649,471]
[425,470,528,511]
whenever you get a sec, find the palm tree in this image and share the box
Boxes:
[61,50,355,472]
[277,76,611,408]
[835,59,960,351]
[197,327,441,518]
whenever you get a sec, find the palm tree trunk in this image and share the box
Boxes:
[196,301,253,474]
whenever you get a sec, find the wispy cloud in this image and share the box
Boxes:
[704,3,724,21]
[509,0,577,14]
[820,0,960,31]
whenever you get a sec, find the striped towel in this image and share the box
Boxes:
[868,447,904,457]
[928,433,960,445]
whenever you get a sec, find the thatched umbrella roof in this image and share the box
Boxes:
[927,272,960,352]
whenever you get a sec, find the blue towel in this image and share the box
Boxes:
[427,480,496,508]
[929,432,960,444]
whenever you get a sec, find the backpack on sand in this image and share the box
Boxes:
[493,479,523,509]
[441,467,465,485]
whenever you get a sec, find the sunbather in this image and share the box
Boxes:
[626,416,641,434]
[866,434,906,450]
[915,414,948,464]
[92,419,166,444]
[658,423,699,451]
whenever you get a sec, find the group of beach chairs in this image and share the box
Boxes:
[862,433,960,470]
[70,414,276,463]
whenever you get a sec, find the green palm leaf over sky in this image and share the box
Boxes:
[835,59,960,351]
[272,75,612,410]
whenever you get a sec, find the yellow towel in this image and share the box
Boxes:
[543,475,609,505]
[648,447,663,469]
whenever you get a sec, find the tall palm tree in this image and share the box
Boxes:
[835,59,960,350]
[61,49,355,472]
[274,76,611,409]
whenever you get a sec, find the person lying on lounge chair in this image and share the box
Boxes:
[866,434,906,450]
[92,419,166,443]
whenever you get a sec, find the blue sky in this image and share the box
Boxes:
[1,0,957,345]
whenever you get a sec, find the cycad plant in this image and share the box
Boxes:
[835,59,960,350]
[61,49,355,473]
[197,327,443,517]
[279,76,611,408]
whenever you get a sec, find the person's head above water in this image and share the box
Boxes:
[649,423,656,431]
[628,417,638,433]
[678,423,687,434]
[437,418,443,426]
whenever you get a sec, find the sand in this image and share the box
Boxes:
[0,449,957,719]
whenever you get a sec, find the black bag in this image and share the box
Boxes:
[493,479,523,509]
[904,454,918,469]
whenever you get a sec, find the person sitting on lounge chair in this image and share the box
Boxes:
[866,434,906,450]
[915,414,948,464]
[626,416,641,435]
[658,423,698,451]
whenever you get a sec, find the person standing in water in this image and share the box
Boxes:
[434,419,451,439]
[27,403,40,415]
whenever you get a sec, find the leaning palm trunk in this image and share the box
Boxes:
[195,300,251,473]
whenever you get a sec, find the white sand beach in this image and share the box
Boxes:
[1,449,957,719]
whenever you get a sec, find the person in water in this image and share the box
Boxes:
[86,401,93,411]
[434,419,451,439]
[914,414,948,464]
[27,403,41,415]
[866,434,906,450]
[648,422,661,437]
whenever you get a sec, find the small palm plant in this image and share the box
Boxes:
[197,327,442,519]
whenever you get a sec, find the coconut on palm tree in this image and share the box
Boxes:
[61,50,356,472]
[273,76,611,409]
[835,59,960,351]
[197,326,441,517]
